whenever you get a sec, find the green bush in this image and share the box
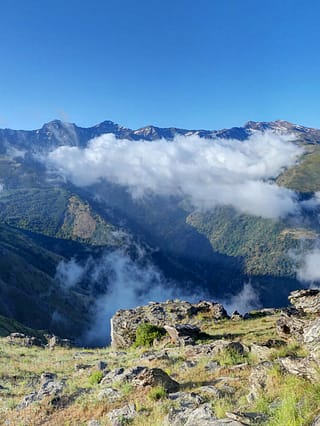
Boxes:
[133,323,166,347]
[88,370,104,385]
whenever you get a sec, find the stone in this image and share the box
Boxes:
[47,335,73,349]
[97,388,121,402]
[107,404,136,426]
[247,362,274,402]
[279,356,320,382]
[250,344,273,362]
[101,366,179,392]
[276,309,306,342]
[164,324,201,346]
[230,311,243,321]
[96,361,107,371]
[168,392,204,408]
[303,317,320,357]
[311,414,320,426]
[289,289,320,313]
[87,421,100,426]
[132,367,180,392]
[226,411,268,424]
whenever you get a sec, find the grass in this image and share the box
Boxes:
[0,310,318,425]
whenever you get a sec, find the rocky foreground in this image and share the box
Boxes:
[1,290,320,425]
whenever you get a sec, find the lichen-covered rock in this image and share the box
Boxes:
[164,324,201,346]
[289,289,320,313]
[303,318,320,358]
[107,404,136,426]
[276,309,306,342]
[279,356,320,382]
[247,362,274,402]
[110,300,228,348]
[101,366,179,392]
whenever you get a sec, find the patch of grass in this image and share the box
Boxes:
[148,385,167,401]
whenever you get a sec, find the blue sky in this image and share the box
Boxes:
[1,0,320,130]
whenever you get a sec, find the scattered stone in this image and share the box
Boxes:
[107,404,136,426]
[17,372,65,409]
[168,392,204,408]
[74,363,91,371]
[198,385,224,398]
[205,361,219,371]
[303,318,320,357]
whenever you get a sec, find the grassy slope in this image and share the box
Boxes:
[0,311,319,426]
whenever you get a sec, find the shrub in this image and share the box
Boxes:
[133,323,166,347]
[88,370,104,385]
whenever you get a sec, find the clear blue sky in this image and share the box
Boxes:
[1,0,320,130]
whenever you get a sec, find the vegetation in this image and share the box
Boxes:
[133,323,166,347]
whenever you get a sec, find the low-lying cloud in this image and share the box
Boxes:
[296,248,320,284]
[48,131,304,219]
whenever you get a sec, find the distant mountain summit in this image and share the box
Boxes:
[1,119,320,154]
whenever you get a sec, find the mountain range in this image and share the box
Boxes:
[1,119,320,345]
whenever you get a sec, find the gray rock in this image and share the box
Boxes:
[107,404,136,426]
[164,324,201,346]
[101,366,179,392]
[247,362,274,402]
[132,367,179,392]
[311,414,320,426]
[279,356,320,382]
[47,335,73,349]
[96,361,107,371]
[168,391,204,408]
[250,344,273,362]
[289,289,320,313]
[276,309,306,342]
[303,318,320,357]
[226,411,268,424]
[87,421,101,426]
[97,388,121,402]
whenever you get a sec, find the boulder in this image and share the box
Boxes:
[276,309,306,342]
[247,362,274,402]
[303,317,320,358]
[289,289,320,313]
[47,335,73,349]
[101,366,179,392]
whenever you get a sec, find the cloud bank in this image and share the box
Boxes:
[48,131,303,219]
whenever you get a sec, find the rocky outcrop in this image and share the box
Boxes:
[107,404,136,426]
[111,300,228,348]
[289,289,320,313]
[164,324,201,346]
[6,333,43,347]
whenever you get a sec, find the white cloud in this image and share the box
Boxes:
[0,183,4,192]
[221,282,261,314]
[47,131,304,219]
[296,248,320,284]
